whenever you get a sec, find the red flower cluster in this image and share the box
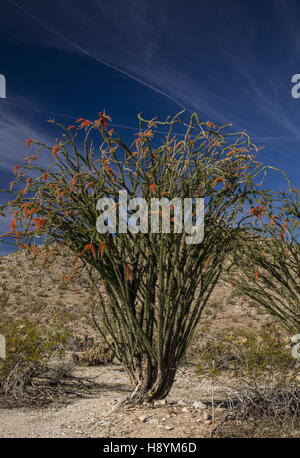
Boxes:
[10,211,19,233]
[149,184,156,193]
[81,243,97,259]
[212,176,225,188]
[249,205,266,223]
[52,145,60,160]
[20,177,32,195]
[125,264,131,281]
[34,217,45,232]
[95,112,112,130]
[99,241,106,257]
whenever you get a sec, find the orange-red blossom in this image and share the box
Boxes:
[9,210,19,233]
[104,166,114,176]
[20,177,32,195]
[99,241,106,257]
[249,205,266,223]
[22,203,38,218]
[33,217,45,232]
[125,263,131,281]
[212,176,225,188]
[277,232,285,241]
[25,155,38,163]
[81,243,97,259]
[95,112,112,130]
[149,184,156,193]
[79,120,92,129]
[51,145,60,160]
[134,129,154,146]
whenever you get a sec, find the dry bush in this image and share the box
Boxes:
[195,324,293,378]
[0,312,69,404]
[69,335,98,351]
[72,338,115,366]
[233,383,300,421]
[214,383,300,437]
[197,325,300,436]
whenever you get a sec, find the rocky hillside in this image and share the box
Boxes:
[0,244,273,352]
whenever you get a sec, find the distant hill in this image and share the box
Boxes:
[0,244,274,351]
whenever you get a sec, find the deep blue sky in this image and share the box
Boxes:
[0,0,299,252]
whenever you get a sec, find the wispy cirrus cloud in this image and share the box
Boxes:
[2,0,300,140]
[0,0,298,190]
[0,100,50,174]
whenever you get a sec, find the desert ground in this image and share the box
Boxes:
[0,246,296,438]
[0,362,230,438]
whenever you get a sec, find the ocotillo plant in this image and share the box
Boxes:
[230,189,300,333]
[0,112,276,401]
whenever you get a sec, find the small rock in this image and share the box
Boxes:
[165,425,173,430]
[99,421,113,427]
[215,407,225,413]
[181,407,189,413]
[177,400,186,406]
[192,401,206,410]
[202,412,212,421]
[204,419,212,425]
[139,415,150,423]
[148,418,158,424]
[111,402,123,411]
[155,399,167,406]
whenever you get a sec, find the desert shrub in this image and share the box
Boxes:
[70,335,98,351]
[196,324,295,379]
[197,325,300,435]
[72,341,115,366]
[230,190,300,332]
[0,312,69,400]
[0,111,289,402]
[215,380,300,437]
[0,283,10,309]
[232,383,300,421]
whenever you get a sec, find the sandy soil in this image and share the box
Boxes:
[0,246,274,438]
[0,363,233,438]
